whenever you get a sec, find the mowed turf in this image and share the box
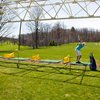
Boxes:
[0,42,99,61]
[0,42,100,100]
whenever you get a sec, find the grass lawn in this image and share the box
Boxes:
[0,42,100,61]
[0,42,100,100]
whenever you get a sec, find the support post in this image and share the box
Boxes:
[18,21,22,50]
[80,65,87,84]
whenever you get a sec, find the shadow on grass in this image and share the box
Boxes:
[0,50,14,53]
[0,63,100,88]
[32,76,100,89]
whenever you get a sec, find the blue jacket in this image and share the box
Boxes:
[75,43,84,51]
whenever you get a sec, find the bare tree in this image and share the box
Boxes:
[39,23,51,46]
[0,0,15,42]
[51,22,66,45]
[26,6,42,49]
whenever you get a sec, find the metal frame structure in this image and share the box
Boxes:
[0,0,100,23]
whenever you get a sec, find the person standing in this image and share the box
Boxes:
[75,41,86,63]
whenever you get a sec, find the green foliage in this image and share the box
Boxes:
[49,41,57,46]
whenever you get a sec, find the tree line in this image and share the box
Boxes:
[19,22,100,49]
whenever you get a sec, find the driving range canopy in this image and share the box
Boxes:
[0,0,100,23]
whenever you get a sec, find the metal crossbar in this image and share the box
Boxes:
[0,0,100,23]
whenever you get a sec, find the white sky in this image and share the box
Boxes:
[8,17,100,38]
[9,18,100,38]
[63,18,100,30]
[25,18,100,32]
[4,0,100,37]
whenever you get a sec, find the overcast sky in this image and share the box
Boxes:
[63,18,100,30]
[10,17,100,38]
[2,0,100,37]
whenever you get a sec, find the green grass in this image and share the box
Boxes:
[0,42,100,62]
[0,42,100,100]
